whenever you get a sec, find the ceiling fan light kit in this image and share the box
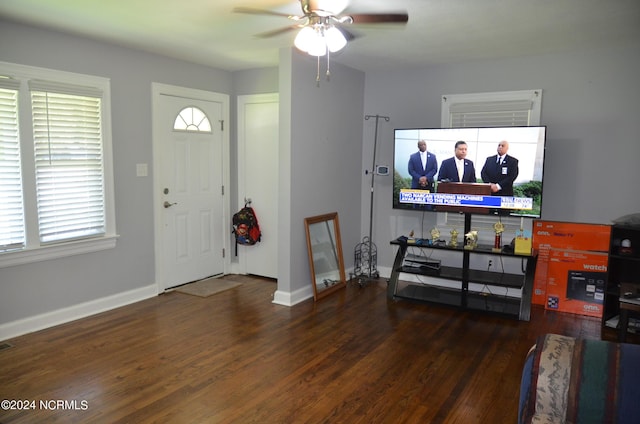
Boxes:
[234,0,408,85]
[294,24,346,56]
[324,26,347,53]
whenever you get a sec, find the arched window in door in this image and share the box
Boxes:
[173,106,212,132]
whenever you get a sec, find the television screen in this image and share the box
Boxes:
[393,126,546,217]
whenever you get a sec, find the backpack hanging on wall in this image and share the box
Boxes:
[232,203,261,246]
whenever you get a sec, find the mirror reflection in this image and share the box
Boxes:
[304,212,346,301]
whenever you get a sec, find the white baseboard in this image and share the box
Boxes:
[271,267,386,307]
[0,284,158,341]
[272,285,313,306]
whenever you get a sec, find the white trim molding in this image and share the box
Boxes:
[0,235,118,268]
[0,283,157,341]
[272,285,313,306]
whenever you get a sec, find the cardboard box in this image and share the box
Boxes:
[544,248,608,318]
[531,221,611,306]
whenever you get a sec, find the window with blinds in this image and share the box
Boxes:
[30,86,105,243]
[0,62,115,265]
[0,82,25,251]
[441,90,542,128]
[447,100,533,127]
[439,89,543,229]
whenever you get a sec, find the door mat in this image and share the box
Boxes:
[174,277,242,298]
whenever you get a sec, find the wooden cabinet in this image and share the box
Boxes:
[602,223,640,336]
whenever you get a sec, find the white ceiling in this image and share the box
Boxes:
[1,0,639,72]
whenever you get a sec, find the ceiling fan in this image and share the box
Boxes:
[233,0,409,56]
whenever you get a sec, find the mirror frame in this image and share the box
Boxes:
[304,212,347,301]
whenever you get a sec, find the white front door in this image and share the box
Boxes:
[153,85,227,290]
[237,93,279,279]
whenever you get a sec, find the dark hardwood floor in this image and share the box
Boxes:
[0,275,605,423]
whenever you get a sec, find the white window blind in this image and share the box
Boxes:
[442,90,542,128]
[0,61,115,267]
[0,82,25,251]
[30,85,106,243]
[448,100,533,127]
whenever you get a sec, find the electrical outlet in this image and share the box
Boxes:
[488,259,493,270]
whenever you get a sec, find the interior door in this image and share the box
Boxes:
[237,93,279,279]
[156,92,224,289]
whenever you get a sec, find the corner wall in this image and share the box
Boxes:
[275,49,365,305]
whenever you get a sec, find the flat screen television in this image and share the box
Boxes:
[393,126,546,217]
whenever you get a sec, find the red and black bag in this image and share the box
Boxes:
[232,205,261,246]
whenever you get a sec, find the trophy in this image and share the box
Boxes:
[493,221,505,252]
[430,227,440,244]
[464,230,478,250]
[449,228,459,247]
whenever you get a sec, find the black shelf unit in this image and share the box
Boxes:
[602,223,640,333]
[387,213,537,321]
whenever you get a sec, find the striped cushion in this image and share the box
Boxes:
[520,334,640,424]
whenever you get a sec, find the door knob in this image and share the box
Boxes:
[163,201,177,208]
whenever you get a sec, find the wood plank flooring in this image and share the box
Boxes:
[0,275,606,423]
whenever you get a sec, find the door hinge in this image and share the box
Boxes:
[220,120,224,131]
[222,248,225,258]
[221,185,224,195]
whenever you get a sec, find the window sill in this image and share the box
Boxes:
[0,235,118,269]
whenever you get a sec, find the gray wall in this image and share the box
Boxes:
[279,50,365,298]
[361,40,640,270]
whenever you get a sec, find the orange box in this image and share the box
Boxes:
[544,248,608,317]
[532,221,611,306]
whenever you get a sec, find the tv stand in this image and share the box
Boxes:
[387,213,537,320]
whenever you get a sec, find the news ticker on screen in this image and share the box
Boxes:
[399,189,533,210]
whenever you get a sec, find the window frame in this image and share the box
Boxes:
[441,89,542,127]
[0,61,117,268]
[438,89,543,231]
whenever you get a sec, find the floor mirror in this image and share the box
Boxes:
[304,212,346,301]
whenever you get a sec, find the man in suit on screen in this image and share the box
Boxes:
[408,140,438,192]
[438,140,477,183]
[481,140,519,196]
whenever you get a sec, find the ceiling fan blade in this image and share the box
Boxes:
[335,25,358,42]
[254,25,301,38]
[347,13,409,24]
[233,7,300,20]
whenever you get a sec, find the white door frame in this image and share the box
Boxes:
[151,82,231,293]
[235,93,279,278]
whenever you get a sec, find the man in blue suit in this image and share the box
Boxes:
[408,140,438,192]
[438,141,477,183]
